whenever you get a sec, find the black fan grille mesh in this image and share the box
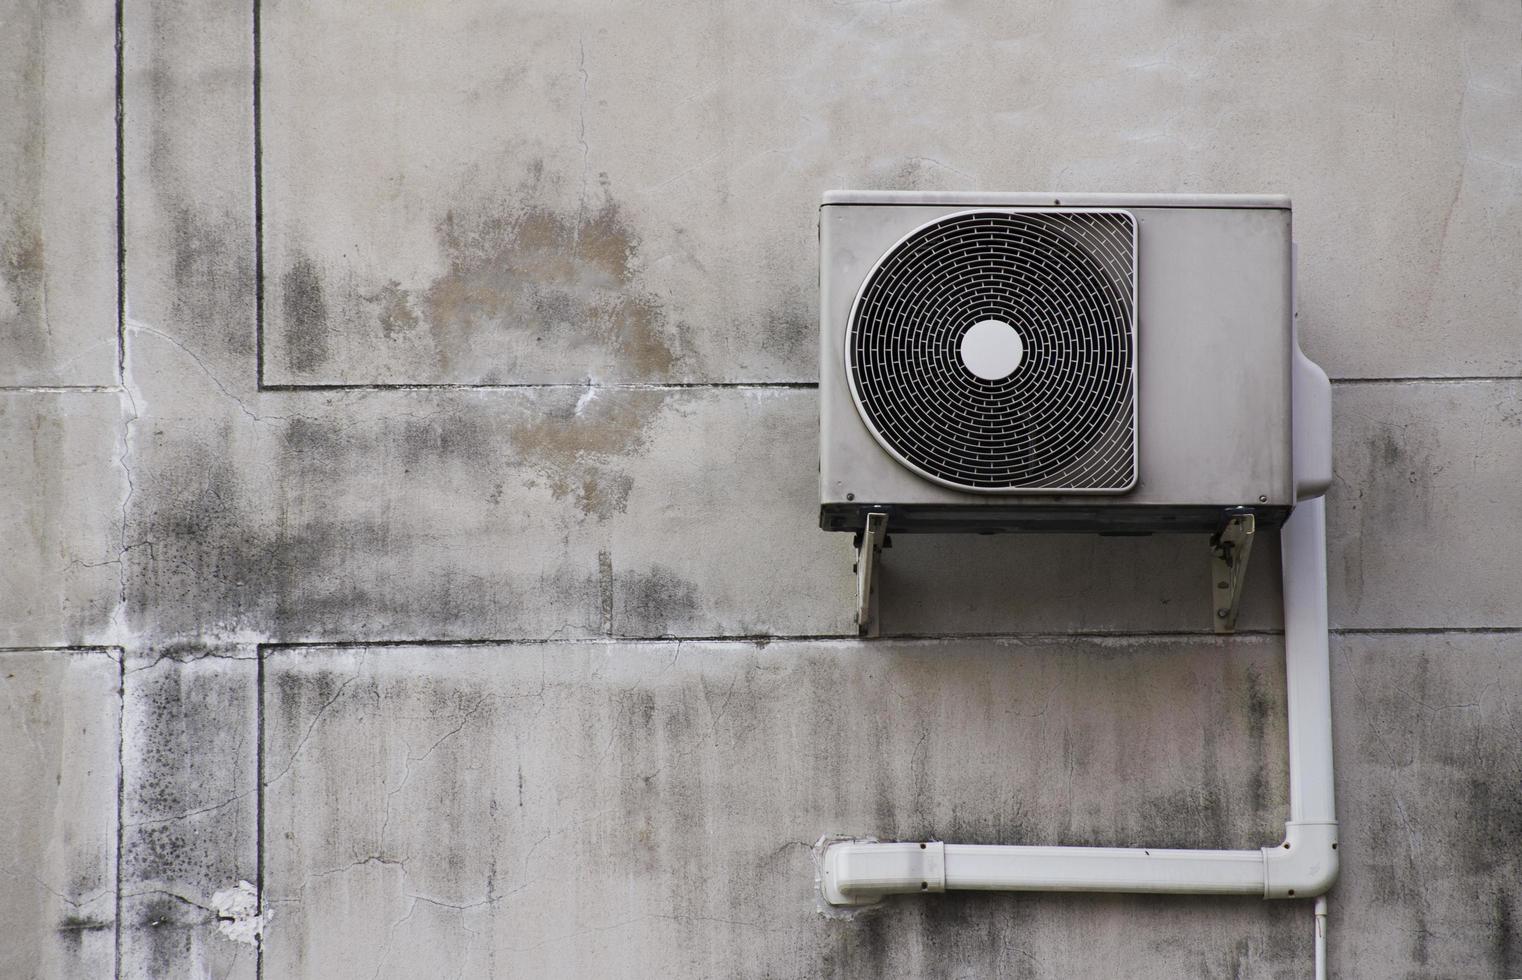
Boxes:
[847,210,1137,492]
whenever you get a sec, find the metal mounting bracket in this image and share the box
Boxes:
[1210,509,1256,634]
[853,512,888,637]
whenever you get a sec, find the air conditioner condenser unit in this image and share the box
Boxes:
[819,191,1331,635]
[814,192,1338,976]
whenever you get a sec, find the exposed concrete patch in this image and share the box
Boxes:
[211,881,268,946]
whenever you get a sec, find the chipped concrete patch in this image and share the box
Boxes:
[211,881,269,946]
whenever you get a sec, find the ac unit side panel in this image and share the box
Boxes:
[820,203,1293,531]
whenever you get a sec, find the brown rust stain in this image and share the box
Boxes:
[504,389,665,521]
[376,162,688,378]
[421,190,682,379]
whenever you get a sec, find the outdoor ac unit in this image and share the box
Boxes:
[814,194,1339,975]
[819,191,1332,635]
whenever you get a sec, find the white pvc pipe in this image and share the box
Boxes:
[944,844,1264,895]
[820,500,1339,906]
[1314,895,1328,980]
[1283,496,1337,827]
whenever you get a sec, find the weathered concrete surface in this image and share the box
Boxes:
[2,0,1519,975]
[122,387,854,642]
[0,648,119,979]
[1329,380,1522,629]
[0,392,127,647]
[1332,632,1522,975]
[117,378,1521,644]
[882,534,1286,636]
[261,0,1521,386]
[123,0,256,400]
[262,637,1304,978]
[0,0,119,387]
[118,645,258,980]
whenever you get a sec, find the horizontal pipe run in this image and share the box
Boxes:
[820,841,1267,905]
[943,844,1264,894]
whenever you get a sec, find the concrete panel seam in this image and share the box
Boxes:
[0,386,125,393]
[253,626,1522,654]
[1330,376,1522,385]
[113,643,123,980]
[0,645,126,654]
[257,382,819,392]
[255,637,265,980]
[114,0,124,385]
[250,377,1522,393]
[253,0,265,393]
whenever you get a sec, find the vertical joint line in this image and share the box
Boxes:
[255,644,266,977]
[113,648,125,980]
[253,0,265,390]
[114,0,126,381]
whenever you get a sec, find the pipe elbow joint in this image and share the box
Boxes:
[1262,821,1338,898]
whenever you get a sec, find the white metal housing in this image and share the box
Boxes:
[820,192,1298,534]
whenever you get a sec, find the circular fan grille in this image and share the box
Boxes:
[847,209,1137,492]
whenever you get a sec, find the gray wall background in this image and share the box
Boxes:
[2,0,1520,976]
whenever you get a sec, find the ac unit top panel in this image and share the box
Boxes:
[822,190,1291,210]
[819,198,1295,533]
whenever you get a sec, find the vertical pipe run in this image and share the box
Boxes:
[1281,497,1336,826]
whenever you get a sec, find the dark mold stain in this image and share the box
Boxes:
[281,253,330,374]
[167,207,256,359]
[53,913,111,961]
[1243,665,1270,814]
[120,644,255,894]
[1498,888,1520,976]
[616,565,701,636]
[0,217,47,367]
[1,7,47,372]
[759,287,813,369]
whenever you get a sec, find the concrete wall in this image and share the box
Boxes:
[2,0,1520,976]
